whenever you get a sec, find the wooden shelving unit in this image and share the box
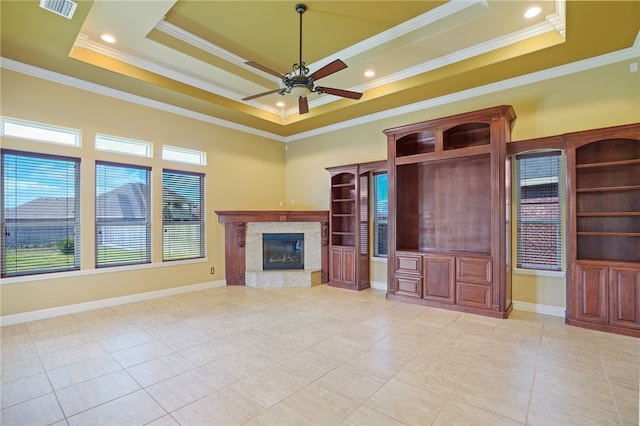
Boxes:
[566,123,640,336]
[326,164,370,290]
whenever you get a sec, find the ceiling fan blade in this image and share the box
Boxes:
[245,61,285,79]
[309,59,347,81]
[242,88,281,101]
[316,86,363,100]
[298,96,309,114]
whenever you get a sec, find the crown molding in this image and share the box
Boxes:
[284,32,640,142]
[0,58,285,142]
[75,0,565,119]
[73,33,257,111]
[2,29,637,143]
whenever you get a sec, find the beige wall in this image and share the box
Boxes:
[1,56,638,317]
[284,59,640,308]
[0,70,286,316]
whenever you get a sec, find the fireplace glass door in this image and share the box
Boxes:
[262,233,304,270]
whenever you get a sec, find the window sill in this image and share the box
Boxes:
[1,257,209,285]
[513,267,565,278]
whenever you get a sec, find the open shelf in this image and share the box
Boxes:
[443,122,490,150]
[396,131,435,156]
[576,158,640,169]
[396,155,491,254]
[574,135,640,264]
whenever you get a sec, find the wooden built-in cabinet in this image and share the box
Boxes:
[385,105,515,318]
[566,123,640,337]
[326,164,370,290]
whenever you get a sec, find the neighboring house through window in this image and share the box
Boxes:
[162,170,205,261]
[515,151,564,271]
[1,150,80,277]
[95,162,151,267]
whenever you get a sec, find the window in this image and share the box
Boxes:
[162,146,206,166]
[515,151,563,271]
[96,134,152,157]
[95,162,151,267]
[162,170,204,261]
[1,150,80,277]
[1,117,80,147]
[373,172,388,257]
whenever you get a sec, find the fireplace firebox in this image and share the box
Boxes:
[262,233,304,270]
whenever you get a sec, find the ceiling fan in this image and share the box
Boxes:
[242,3,363,115]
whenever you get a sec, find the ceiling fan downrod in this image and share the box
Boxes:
[295,3,308,78]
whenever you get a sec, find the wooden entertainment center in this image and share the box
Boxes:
[323,105,638,336]
[383,105,515,318]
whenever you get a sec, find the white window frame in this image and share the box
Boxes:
[1,149,81,277]
[162,145,206,166]
[1,117,80,147]
[95,161,151,268]
[162,169,205,262]
[95,134,152,157]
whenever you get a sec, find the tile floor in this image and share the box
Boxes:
[1,285,638,425]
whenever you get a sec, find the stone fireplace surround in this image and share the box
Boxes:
[245,222,320,288]
[215,211,329,288]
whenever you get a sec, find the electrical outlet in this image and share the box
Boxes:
[210,267,215,274]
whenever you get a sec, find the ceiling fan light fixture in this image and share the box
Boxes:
[243,3,363,114]
[289,85,311,99]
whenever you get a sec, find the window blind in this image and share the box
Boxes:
[1,150,80,277]
[95,161,151,267]
[515,151,563,271]
[373,172,388,257]
[162,170,204,261]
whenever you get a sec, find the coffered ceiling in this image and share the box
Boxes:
[1,1,639,138]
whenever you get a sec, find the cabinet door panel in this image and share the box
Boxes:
[395,275,422,297]
[609,266,640,329]
[342,247,356,285]
[456,282,492,309]
[573,263,608,324]
[395,253,422,274]
[456,257,492,284]
[424,255,455,303]
[329,247,343,283]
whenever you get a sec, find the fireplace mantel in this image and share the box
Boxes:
[216,210,329,224]
[216,210,329,285]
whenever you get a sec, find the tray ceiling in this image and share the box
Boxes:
[1,1,639,137]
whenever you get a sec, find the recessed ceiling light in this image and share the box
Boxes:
[364,70,375,78]
[100,34,116,44]
[276,101,286,108]
[524,6,541,19]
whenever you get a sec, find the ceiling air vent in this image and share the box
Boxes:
[39,0,77,19]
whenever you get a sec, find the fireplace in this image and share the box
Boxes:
[216,211,329,288]
[262,233,304,270]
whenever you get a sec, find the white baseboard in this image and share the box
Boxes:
[1,282,565,326]
[512,300,565,317]
[369,281,387,291]
[0,280,227,326]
